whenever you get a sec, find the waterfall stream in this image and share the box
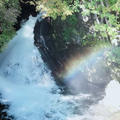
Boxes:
[0,15,120,120]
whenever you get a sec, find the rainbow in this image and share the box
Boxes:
[58,44,111,80]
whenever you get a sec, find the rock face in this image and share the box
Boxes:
[0,103,13,120]
[33,17,63,79]
[33,16,95,82]
[0,94,14,120]
[33,16,112,94]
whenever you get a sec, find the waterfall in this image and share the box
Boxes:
[0,15,120,120]
[0,15,70,120]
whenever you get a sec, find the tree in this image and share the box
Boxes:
[31,0,119,46]
[80,0,120,43]
[0,0,21,51]
[30,0,80,20]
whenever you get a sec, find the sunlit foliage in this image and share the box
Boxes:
[81,0,120,43]
[30,0,80,20]
[31,0,119,46]
[0,0,119,51]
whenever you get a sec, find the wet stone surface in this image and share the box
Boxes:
[0,94,14,120]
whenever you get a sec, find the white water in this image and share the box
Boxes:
[0,16,71,120]
[0,15,120,120]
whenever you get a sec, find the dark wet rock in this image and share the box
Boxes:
[0,94,14,120]
[33,15,92,82]
[33,17,84,82]
[33,17,64,82]
[0,95,14,120]
[0,25,2,34]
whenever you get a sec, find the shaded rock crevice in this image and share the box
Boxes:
[33,17,64,82]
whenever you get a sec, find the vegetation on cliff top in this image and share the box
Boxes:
[29,0,120,47]
[0,0,119,51]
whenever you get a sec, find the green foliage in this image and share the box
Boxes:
[32,0,120,47]
[30,0,80,19]
[81,0,120,43]
[108,0,118,5]
[108,47,120,64]
[0,29,15,52]
[106,47,120,81]
[62,15,78,42]
[0,0,21,51]
[52,13,91,50]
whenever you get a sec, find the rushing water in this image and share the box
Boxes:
[0,15,120,120]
